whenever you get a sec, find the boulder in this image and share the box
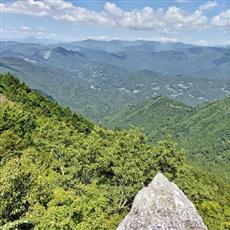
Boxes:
[117,172,208,230]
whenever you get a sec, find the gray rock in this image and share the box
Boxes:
[117,172,208,230]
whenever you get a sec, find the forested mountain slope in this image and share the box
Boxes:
[1,40,230,122]
[106,96,191,138]
[106,96,230,181]
[1,56,230,123]
[173,97,230,180]
[0,74,229,229]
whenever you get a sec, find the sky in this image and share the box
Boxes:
[1,0,230,45]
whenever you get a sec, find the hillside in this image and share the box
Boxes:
[1,56,230,124]
[0,73,229,229]
[106,96,230,181]
[105,96,191,138]
[173,97,230,180]
[1,40,230,123]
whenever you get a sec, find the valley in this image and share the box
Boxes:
[0,74,229,229]
[1,0,230,229]
[1,40,230,122]
[0,40,230,229]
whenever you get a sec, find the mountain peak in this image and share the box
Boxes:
[117,172,208,230]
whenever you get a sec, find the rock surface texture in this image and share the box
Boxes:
[117,172,208,230]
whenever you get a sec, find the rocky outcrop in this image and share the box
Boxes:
[117,172,208,230]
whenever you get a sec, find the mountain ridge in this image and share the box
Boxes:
[0,73,229,229]
[106,95,230,181]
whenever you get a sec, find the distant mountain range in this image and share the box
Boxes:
[2,40,230,77]
[1,40,230,121]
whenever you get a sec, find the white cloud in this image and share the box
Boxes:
[187,37,210,46]
[150,36,178,43]
[165,7,208,29]
[1,0,106,25]
[0,0,50,17]
[0,0,224,32]
[104,2,123,17]
[84,35,111,41]
[20,26,31,31]
[1,26,18,34]
[103,4,208,30]
[193,40,208,46]
[198,1,218,11]
[1,25,60,41]
[211,9,230,28]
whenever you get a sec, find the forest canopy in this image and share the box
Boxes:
[0,73,229,229]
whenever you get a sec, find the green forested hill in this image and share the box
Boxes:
[105,96,191,139]
[0,74,229,229]
[2,55,230,123]
[106,96,230,181]
[172,97,230,180]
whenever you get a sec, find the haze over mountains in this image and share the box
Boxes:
[1,39,230,122]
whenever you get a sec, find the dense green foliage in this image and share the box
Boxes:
[106,96,230,181]
[0,74,229,229]
[105,96,191,139]
[2,54,230,123]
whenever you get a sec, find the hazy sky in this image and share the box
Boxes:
[1,0,229,45]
